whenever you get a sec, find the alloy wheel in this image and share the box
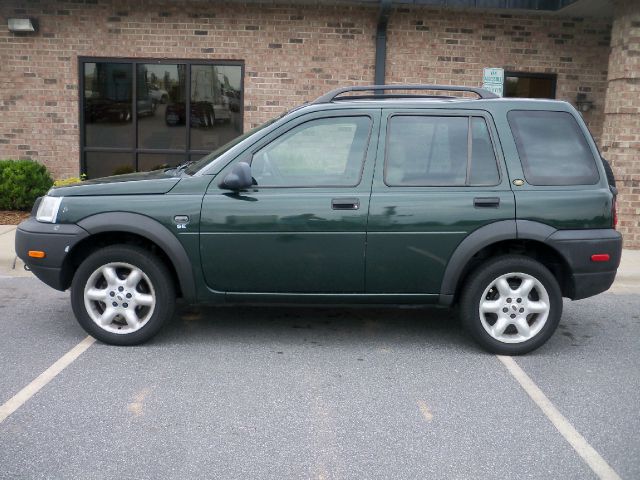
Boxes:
[478,272,550,344]
[83,262,156,334]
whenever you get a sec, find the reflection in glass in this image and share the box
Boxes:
[252,117,371,187]
[138,153,186,172]
[469,117,499,185]
[82,61,243,178]
[190,65,242,150]
[85,152,135,179]
[386,116,468,186]
[84,63,134,148]
[504,75,555,99]
[137,64,187,149]
[190,153,208,164]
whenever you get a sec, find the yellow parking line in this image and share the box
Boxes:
[0,336,96,424]
[497,355,621,480]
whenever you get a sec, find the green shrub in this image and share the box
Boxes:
[53,174,86,187]
[0,160,53,210]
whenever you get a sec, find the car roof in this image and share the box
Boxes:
[286,85,573,115]
[287,96,572,117]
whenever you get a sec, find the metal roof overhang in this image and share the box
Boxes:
[357,0,579,11]
[310,0,612,16]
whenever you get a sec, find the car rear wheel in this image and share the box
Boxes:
[71,245,175,345]
[459,255,562,355]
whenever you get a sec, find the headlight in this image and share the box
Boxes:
[36,196,63,223]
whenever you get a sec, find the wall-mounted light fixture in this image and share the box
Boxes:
[576,93,593,113]
[8,18,37,33]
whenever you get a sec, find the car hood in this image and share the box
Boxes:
[49,170,181,197]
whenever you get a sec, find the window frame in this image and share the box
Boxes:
[78,56,244,176]
[383,113,502,188]
[248,114,374,189]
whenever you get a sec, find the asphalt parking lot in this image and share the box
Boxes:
[0,276,638,479]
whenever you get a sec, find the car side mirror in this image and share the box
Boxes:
[220,162,252,190]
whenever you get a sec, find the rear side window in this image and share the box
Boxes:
[507,110,599,185]
[385,115,499,186]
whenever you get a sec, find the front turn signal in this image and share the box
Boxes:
[28,250,46,259]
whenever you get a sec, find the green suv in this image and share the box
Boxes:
[16,85,622,354]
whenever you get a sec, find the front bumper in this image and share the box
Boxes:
[547,229,622,300]
[15,217,88,291]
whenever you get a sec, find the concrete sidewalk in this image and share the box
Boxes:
[1,224,639,290]
[0,225,30,277]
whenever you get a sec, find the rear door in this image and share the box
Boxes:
[365,109,515,294]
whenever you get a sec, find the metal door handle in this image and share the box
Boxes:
[474,197,500,208]
[331,198,360,210]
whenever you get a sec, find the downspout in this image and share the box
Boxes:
[375,0,392,86]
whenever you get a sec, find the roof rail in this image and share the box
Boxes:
[314,84,499,103]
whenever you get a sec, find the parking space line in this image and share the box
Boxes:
[417,400,433,422]
[0,336,95,424]
[497,355,622,480]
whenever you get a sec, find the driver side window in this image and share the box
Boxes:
[251,116,371,187]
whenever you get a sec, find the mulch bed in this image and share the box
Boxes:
[0,211,30,225]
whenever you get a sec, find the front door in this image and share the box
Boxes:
[366,109,515,294]
[200,109,379,294]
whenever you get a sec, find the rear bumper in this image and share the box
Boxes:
[15,217,88,291]
[547,229,622,300]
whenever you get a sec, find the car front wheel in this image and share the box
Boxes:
[460,255,562,355]
[71,245,175,345]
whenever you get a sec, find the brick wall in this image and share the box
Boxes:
[602,0,640,248]
[0,1,618,195]
[0,0,376,178]
[386,7,612,144]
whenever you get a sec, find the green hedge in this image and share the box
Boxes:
[0,160,53,210]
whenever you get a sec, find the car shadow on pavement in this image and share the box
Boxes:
[150,304,479,352]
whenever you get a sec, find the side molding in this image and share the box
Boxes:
[77,212,197,301]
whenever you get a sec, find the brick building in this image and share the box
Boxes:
[0,0,638,246]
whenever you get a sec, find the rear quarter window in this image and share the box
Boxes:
[507,110,599,186]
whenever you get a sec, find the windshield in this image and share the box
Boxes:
[184,117,280,175]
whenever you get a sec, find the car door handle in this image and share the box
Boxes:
[474,197,500,208]
[331,198,360,210]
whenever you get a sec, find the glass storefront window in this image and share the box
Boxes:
[83,63,134,148]
[504,72,556,99]
[137,64,187,150]
[80,59,243,178]
[190,65,243,150]
[137,153,186,172]
[85,152,135,179]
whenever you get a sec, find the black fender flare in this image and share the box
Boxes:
[438,220,560,305]
[76,212,197,302]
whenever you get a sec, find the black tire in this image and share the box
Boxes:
[601,157,616,188]
[71,245,175,346]
[459,255,562,355]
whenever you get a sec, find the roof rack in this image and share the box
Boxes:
[314,84,499,103]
